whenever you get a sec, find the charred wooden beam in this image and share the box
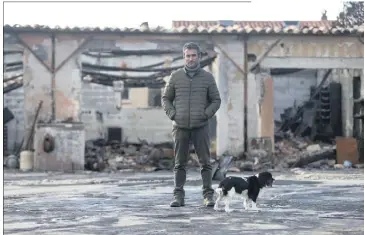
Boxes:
[3,49,23,55]
[4,61,23,67]
[4,65,23,73]
[82,70,170,80]
[290,149,336,168]
[81,55,216,72]
[87,78,166,88]
[85,49,181,56]
[140,55,183,69]
[3,74,23,82]
[4,81,23,94]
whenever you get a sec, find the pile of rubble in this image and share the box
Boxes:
[83,133,363,173]
[227,130,359,172]
[273,136,337,169]
[84,138,216,172]
[84,138,179,172]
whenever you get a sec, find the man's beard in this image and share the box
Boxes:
[186,61,200,69]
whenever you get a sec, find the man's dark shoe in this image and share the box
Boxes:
[170,197,185,207]
[203,196,215,207]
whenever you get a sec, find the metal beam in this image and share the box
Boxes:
[212,41,246,75]
[54,36,93,73]
[51,33,56,121]
[261,57,364,69]
[12,33,53,73]
[249,39,281,72]
[243,37,248,152]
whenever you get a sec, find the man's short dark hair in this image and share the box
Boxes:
[183,42,201,56]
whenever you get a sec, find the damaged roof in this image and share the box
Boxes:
[3,21,364,36]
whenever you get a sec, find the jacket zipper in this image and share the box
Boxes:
[188,77,192,128]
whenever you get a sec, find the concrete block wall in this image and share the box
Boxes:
[4,88,25,152]
[272,69,317,121]
[80,82,173,143]
[81,108,173,143]
[4,47,25,152]
[80,83,119,114]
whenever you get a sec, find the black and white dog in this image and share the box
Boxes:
[214,172,275,212]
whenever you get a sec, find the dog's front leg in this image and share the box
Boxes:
[243,198,248,210]
[224,199,233,213]
[247,199,252,209]
[251,201,259,210]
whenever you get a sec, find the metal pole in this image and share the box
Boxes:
[243,36,248,153]
[51,33,56,121]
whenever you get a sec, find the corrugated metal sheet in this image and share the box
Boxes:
[172,20,334,28]
[248,37,364,58]
[3,22,364,35]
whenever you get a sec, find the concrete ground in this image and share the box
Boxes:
[3,168,364,235]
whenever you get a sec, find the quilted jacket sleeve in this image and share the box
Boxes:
[161,74,176,120]
[204,75,221,119]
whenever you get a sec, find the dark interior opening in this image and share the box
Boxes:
[107,127,122,142]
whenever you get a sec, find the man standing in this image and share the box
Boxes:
[162,42,221,207]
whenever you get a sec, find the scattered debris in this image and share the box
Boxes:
[354,164,364,169]
[271,132,338,169]
[84,138,176,172]
[212,155,234,181]
[81,131,361,172]
[334,164,345,169]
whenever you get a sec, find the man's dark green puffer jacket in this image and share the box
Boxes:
[162,68,221,129]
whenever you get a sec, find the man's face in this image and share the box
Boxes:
[184,49,199,68]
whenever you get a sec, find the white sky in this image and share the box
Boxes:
[4,0,347,29]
